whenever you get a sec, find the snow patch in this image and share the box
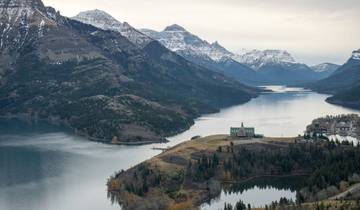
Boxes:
[0,0,58,49]
[233,49,297,70]
[311,63,339,73]
[38,19,45,37]
[72,10,152,47]
[141,24,301,69]
[141,25,234,62]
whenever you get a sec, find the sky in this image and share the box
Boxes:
[42,0,360,65]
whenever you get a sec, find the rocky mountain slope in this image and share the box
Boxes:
[311,49,360,109]
[234,49,330,85]
[310,63,339,78]
[233,49,296,70]
[0,0,259,144]
[311,63,340,73]
[72,10,152,48]
[140,25,263,85]
[311,49,360,93]
[327,83,360,109]
[141,25,331,85]
[141,24,233,62]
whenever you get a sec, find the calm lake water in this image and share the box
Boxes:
[201,177,306,210]
[0,86,359,210]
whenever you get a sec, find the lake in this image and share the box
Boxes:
[0,86,359,210]
[201,177,306,210]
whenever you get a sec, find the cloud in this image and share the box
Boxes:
[43,0,360,65]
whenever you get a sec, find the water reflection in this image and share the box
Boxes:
[0,124,161,210]
[201,177,306,210]
[0,146,71,187]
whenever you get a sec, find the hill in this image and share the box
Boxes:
[108,134,360,209]
[310,49,360,109]
[142,26,331,86]
[0,0,259,144]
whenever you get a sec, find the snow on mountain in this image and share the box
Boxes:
[141,24,306,72]
[0,0,44,11]
[233,49,297,70]
[72,10,152,47]
[352,49,360,60]
[311,63,340,73]
[140,24,234,62]
[0,0,59,49]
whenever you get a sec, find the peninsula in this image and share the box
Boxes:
[107,133,360,210]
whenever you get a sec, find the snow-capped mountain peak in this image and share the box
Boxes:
[141,23,303,68]
[0,0,60,49]
[311,63,340,73]
[211,41,230,53]
[163,24,186,32]
[0,0,55,24]
[0,0,45,10]
[233,49,297,70]
[141,24,233,61]
[77,9,116,22]
[351,49,360,60]
[72,10,152,47]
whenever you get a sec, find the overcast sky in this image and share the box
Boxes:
[43,0,360,65]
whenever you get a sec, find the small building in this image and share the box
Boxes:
[230,123,255,138]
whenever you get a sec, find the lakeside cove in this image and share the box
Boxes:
[107,134,360,210]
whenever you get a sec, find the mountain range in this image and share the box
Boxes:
[74,10,339,86]
[310,49,360,109]
[139,24,337,85]
[74,10,340,86]
[0,0,259,144]
[0,1,355,144]
[73,9,152,48]
[310,63,340,78]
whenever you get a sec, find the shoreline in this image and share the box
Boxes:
[221,173,310,185]
[107,133,360,210]
[0,93,259,146]
[106,135,305,210]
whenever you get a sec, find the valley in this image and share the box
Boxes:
[1,0,357,146]
[1,86,360,210]
[0,0,259,144]
[310,49,360,110]
[0,0,359,210]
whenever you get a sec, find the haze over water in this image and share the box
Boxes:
[0,86,359,210]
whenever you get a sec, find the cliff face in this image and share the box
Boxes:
[0,0,259,143]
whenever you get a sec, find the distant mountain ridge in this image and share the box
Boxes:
[311,49,360,93]
[310,63,340,79]
[140,25,264,85]
[233,49,296,70]
[72,9,152,47]
[311,49,360,109]
[141,24,234,61]
[72,11,264,85]
[141,24,334,85]
[311,63,340,73]
[72,11,336,86]
[0,0,259,144]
